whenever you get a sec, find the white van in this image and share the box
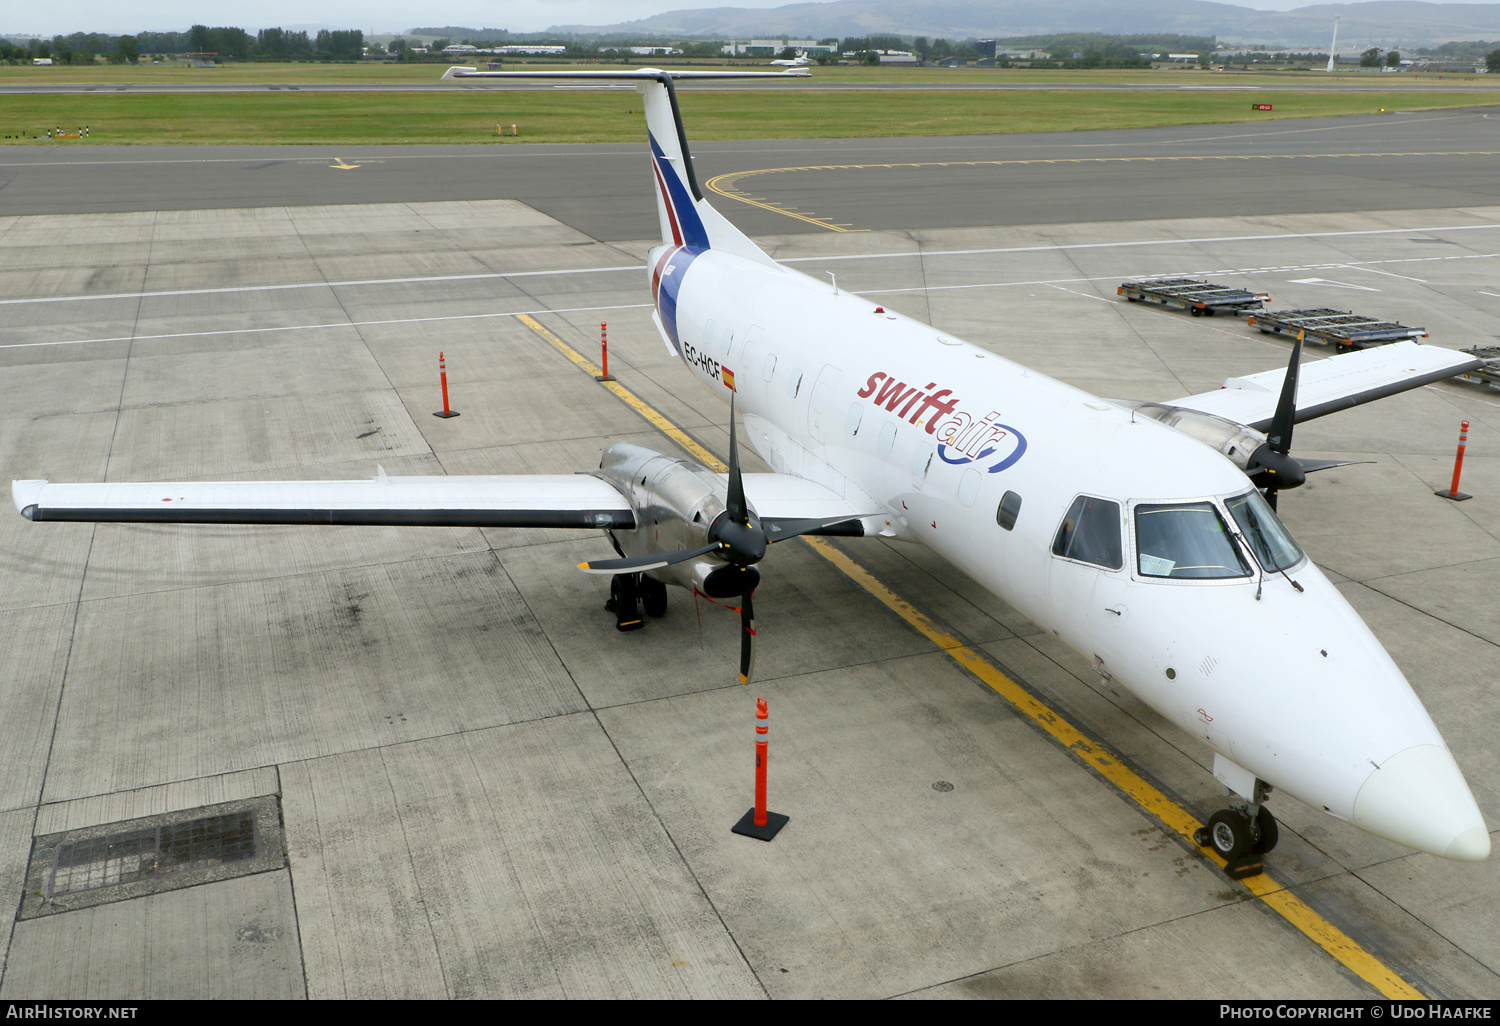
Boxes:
[32,58,53,65]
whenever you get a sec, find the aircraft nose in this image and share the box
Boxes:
[1354,745,1490,861]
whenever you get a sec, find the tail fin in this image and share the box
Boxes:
[442,67,806,267]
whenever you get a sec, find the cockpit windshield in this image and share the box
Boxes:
[1135,502,1250,579]
[1225,490,1304,573]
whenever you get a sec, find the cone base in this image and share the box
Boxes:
[432,411,461,419]
[731,808,788,841]
[1435,489,1472,501]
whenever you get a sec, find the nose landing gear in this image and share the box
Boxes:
[1195,799,1278,878]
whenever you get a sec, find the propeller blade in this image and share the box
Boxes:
[739,592,756,685]
[1267,331,1304,455]
[1264,487,1279,512]
[725,395,748,526]
[1296,457,1374,474]
[578,542,719,575]
[763,515,869,542]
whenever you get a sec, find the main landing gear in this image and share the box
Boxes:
[1195,788,1279,879]
[604,573,668,631]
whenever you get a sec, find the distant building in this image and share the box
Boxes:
[841,49,917,64]
[722,39,830,57]
[490,45,566,56]
[442,44,478,53]
[1000,49,1051,61]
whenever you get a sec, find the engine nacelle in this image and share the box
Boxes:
[1119,402,1268,473]
[593,442,746,592]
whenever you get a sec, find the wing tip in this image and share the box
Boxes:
[12,480,45,518]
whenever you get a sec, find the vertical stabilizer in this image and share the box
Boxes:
[441,66,801,267]
[636,73,781,267]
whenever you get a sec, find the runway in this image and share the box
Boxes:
[0,114,1498,999]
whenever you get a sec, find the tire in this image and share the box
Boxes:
[1204,308,1216,317]
[1206,809,1252,860]
[641,575,668,618]
[1250,807,1279,854]
[1191,307,1203,317]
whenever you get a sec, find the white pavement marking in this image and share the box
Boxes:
[1287,278,1381,291]
[0,265,642,307]
[782,223,1500,264]
[0,302,653,350]
[1343,264,1427,283]
[856,254,1499,297]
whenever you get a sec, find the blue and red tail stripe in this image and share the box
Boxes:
[650,132,710,251]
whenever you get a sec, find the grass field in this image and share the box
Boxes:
[2,62,1496,145]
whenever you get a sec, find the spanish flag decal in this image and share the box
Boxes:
[722,367,737,391]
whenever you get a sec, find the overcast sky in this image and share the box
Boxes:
[2,0,1436,38]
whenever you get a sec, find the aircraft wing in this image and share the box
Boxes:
[12,470,869,534]
[11,474,634,528]
[742,473,871,538]
[1164,341,1482,431]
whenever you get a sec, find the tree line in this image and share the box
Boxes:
[0,26,370,63]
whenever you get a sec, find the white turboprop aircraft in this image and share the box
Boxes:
[12,68,1491,866]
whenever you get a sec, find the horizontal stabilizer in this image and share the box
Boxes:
[1166,341,1482,431]
[13,475,634,529]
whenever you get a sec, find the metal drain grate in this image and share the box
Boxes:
[50,811,257,897]
[20,795,283,919]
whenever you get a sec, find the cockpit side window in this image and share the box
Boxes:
[1051,495,1123,570]
[1225,490,1304,573]
[1135,502,1250,579]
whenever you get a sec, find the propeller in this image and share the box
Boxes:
[579,398,853,684]
[1242,333,1373,509]
[1243,331,1305,510]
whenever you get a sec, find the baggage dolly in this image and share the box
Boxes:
[1117,278,1268,317]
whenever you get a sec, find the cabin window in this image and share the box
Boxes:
[845,402,863,436]
[787,368,803,398]
[913,444,933,480]
[702,319,716,350]
[1225,490,1304,573]
[877,422,897,455]
[1135,502,1250,579]
[958,470,981,507]
[762,354,777,381]
[996,490,1022,530]
[720,327,735,360]
[1052,496,1123,570]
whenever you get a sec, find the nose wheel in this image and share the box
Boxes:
[1195,804,1278,874]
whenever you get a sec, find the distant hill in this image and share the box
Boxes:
[540,0,1500,48]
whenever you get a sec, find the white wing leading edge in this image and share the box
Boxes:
[12,474,635,528]
[1163,340,1482,432]
[12,471,868,532]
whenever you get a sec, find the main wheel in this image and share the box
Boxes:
[1191,307,1203,317]
[1250,806,1279,854]
[1206,809,1253,860]
[641,575,668,618]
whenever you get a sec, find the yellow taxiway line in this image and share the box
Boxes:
[513,309,1424,1000]
[707,150,1500,233]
